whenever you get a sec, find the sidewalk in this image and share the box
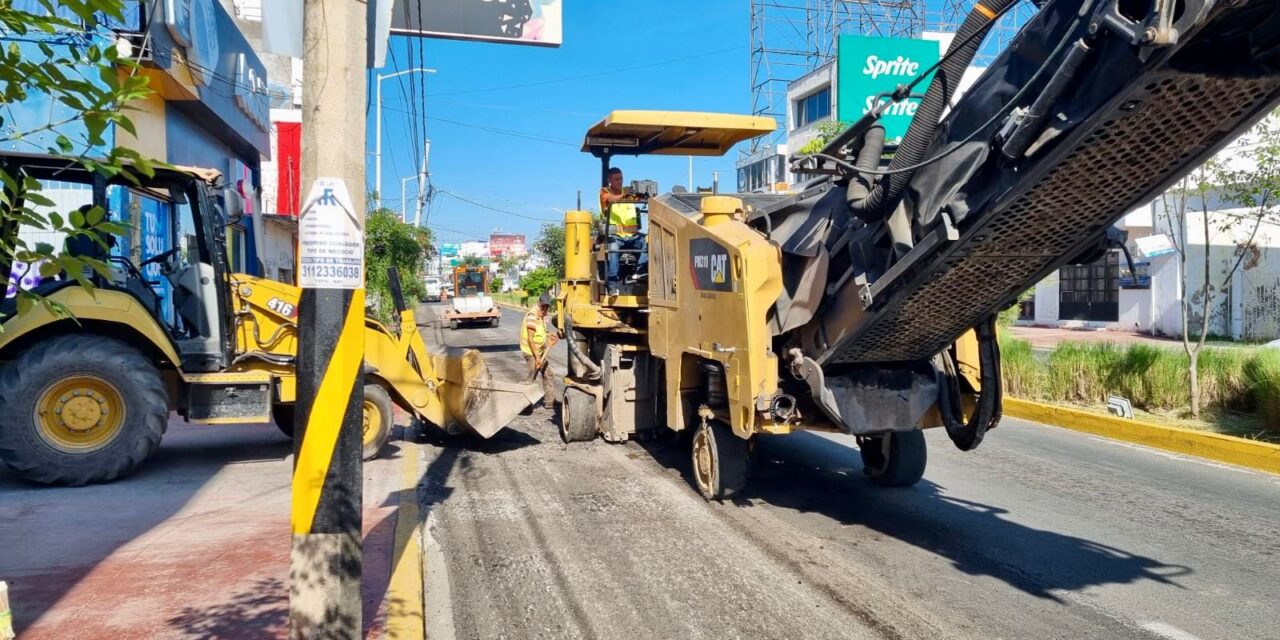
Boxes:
[1010,325,1192,350]
[0,417,418,639]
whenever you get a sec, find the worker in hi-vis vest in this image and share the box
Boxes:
[521,293,560,408]
[599,166,647,295]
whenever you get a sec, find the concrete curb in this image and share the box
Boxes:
[384,438,426,638]
[1004,398,1280,475]
[493,300,531,312]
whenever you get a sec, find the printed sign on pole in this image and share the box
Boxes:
[299,178,364,289]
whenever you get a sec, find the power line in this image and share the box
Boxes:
[424,44,744,98]
[435,188,558,222]
[376,105,576,146]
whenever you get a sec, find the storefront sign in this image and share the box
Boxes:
[299,178,364,289]
[165,0,220,86]
[235,52,270,132]
[837,35,941,144]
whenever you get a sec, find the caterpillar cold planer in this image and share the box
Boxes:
[557,0,1280,498]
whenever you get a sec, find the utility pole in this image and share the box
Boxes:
[293,0,366,636]
[374,66,435,208]
[414,138,431,226]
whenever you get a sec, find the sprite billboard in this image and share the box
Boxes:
[837,35,942,144]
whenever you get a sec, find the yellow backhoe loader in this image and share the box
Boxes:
[0,151,539,485]
[559,0,1280,499]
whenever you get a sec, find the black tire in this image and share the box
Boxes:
[363,383,394,461]
[691,420,749,500]
[560,386,597,443]
[0,335,168,485]
[860,430,927,488]
[273,404,295,438]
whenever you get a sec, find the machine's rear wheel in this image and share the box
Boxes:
[0,335,168,485]
[362,384,394,460]
[860,430,927,488]
[560,386,597,443]
[690,419,749,500]
[273,404,295,438]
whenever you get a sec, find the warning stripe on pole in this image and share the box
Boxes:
[292,287,365,535]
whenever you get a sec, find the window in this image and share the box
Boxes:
[1058,252,1119,321]
[794,87,831,129]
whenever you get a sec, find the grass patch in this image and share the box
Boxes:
[1000,332,1280,440]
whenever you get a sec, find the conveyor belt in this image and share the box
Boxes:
[831,70,1280,364]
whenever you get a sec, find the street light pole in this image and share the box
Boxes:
[400,174,418,221]
[374,66,435,208]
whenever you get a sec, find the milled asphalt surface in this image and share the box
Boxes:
[416,303,1280,640]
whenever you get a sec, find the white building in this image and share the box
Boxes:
[1024,120,1280,341]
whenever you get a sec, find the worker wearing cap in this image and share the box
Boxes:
[600,167,646,293]
[521,293,560,408]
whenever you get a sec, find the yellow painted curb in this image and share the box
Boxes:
[384,439,425,639]
[494,300,531,312]
[1004,398,1280,475]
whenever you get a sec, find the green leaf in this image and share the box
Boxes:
[86,205,105,225]
[70,208,86,228]
[15,293,33,316]
[34,242,54,255]
[48,211,63,229]
[38,261,60,278]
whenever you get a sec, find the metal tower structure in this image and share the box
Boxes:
[748,0,1031,152]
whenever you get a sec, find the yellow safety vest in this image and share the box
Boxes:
[603,190,639,237]
[521,311,548,356]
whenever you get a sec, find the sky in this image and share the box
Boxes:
[364,0,752,244]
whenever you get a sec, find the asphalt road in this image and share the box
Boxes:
[417,302,1280,640]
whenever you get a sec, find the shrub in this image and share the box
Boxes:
[999,337,1280,435]
[1244,349,1280,425]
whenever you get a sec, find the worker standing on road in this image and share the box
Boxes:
[600,167,645,294]
[521,293,560,409]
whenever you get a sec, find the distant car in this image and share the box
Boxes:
[424,276,443,302]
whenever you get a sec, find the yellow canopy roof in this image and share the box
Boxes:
[582,110,776,157]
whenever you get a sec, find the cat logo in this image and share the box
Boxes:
[690,238,733,292]
[267,297,297,318]
[710,255,727,284]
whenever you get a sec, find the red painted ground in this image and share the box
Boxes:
[0,417,412,639]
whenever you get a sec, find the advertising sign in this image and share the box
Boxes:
[1119,260,1152,289]
[1134,234,1177,259]
[299,178,364,289]
[391,0,562,47]
[837,35,941,144]
[489,233,526,257]
[440,242,461,258]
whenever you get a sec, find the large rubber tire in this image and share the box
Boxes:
[691,420,750,500]
[362,384,394,461]
[273,404,295,438]
[860,430,927,488]
[560,386,597,443]
[0,335,168,485]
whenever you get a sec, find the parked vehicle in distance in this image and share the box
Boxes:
[424,276,443,302]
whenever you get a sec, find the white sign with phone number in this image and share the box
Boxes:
[299,178,364,289]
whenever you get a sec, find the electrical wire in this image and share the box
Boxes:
[435,188,557,222]
[424,44,743,98]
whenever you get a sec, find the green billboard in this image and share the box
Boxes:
[837,35,942,144]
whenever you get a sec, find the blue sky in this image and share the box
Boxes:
[365,0,752,243]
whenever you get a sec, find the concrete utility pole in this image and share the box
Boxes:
[293,0,366,636]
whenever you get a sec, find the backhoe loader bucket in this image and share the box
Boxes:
[432,346,543,438]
